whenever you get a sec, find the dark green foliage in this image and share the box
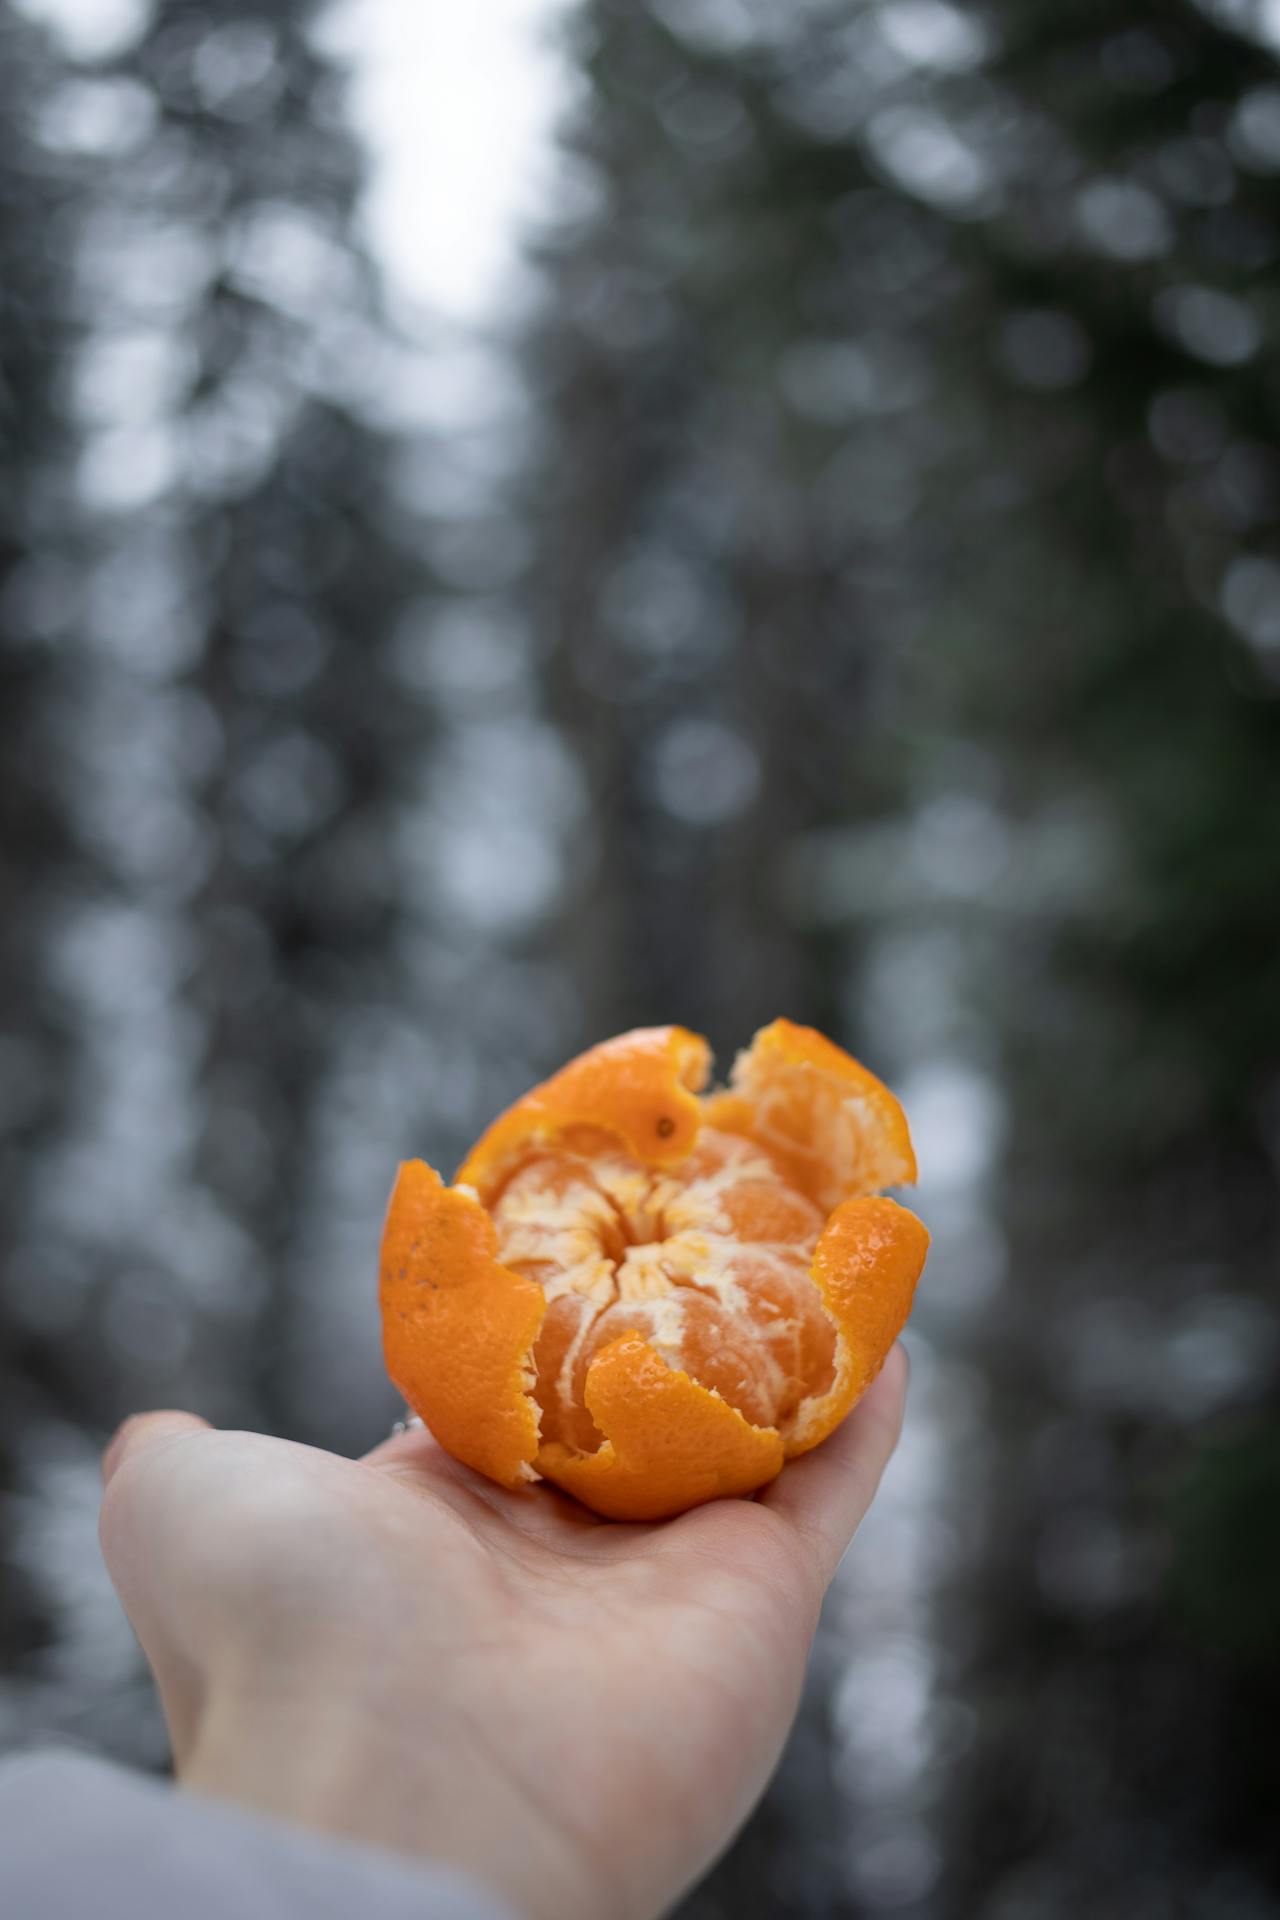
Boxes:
[1166,1426,1280,1672]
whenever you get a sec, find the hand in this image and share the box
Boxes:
[99,1347,908,1920]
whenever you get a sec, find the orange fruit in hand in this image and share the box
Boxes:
[380,1020,929,1521]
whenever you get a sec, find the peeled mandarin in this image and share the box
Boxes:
[380,1020,929,1520]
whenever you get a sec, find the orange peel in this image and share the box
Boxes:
[702,1016,917,1208]
[380,1021,928,1520]
[458,1025,711,1199]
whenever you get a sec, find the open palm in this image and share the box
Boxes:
[100,1347,907,1920]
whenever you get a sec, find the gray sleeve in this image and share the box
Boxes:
[0,1749,521,1920]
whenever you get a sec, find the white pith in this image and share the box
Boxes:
[733,1061,902,1206]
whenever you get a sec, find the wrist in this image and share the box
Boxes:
[180,1674,600,1920]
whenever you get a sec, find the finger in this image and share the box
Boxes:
[758,1343,909,1587]
[99,1411,212,1764]
[362,1420,511,1511]
[363,1421,616,1548]
[360,1418,439,1470]
[102,1409,210,1487]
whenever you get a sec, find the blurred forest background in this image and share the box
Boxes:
[2,0,1279,1915]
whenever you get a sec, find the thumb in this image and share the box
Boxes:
[102,1409,210,1488]
[100,1410,212,1762]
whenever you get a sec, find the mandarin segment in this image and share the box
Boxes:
[529,1293,600,1453]
[582,1289,781,1434]
[379,1023,928,1518]
[380,1159,546,1488]
[536,1331,786,1522]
